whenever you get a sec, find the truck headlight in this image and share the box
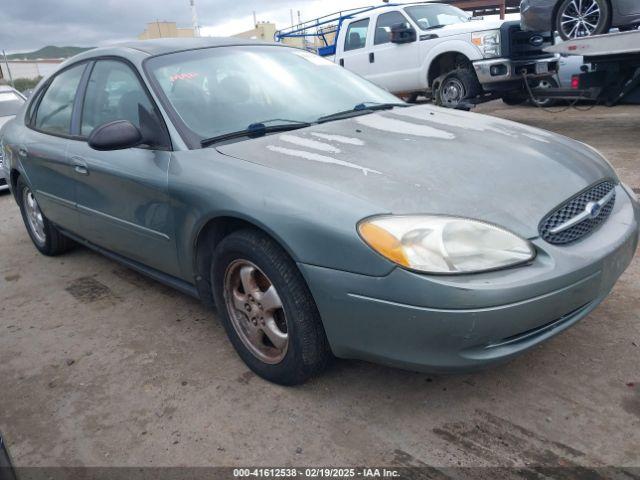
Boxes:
[358,215,535,274]
[472,30,501,58]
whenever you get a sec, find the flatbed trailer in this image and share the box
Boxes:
[529,30,640,105]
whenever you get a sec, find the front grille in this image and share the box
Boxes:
[539,181,616,245]
[501,21,555,59]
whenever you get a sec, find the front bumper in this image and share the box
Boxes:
[300,186,639,373]
[473,56,559,86]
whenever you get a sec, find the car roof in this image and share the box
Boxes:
[349,1,444,20]
[103,37,278,57]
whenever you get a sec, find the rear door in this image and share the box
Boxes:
[368,10,421,92]
[337,18,372,76]
[66,59,180,277]
[21,62,89,232]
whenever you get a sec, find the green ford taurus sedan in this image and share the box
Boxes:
[1,38,638,384]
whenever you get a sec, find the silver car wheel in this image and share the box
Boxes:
[23,188,46,246]
[223,259,288,364]
[560,0,601,39]
[441,78,465,107]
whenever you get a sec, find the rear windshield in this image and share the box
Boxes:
[0,91,25,117]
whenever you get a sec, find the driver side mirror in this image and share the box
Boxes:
[390,23,417,44]
[88,120,143,151]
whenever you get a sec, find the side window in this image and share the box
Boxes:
[344,19,370,51]
[34,64,85,135]
[374,12,411,45]
[81,60,158,138]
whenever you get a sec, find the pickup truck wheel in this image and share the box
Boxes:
[529,78,559,107]
[211,229,332,385]
[435,69,481,109]
[17,177,74,256]
[555,0,610,40]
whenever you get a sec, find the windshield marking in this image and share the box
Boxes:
[311,132,366,146]
[279,134,341,153]
[266,145,381,176]
[355,114,455,140]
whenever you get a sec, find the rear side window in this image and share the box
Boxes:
[81,60,157,137]
[34,64,85,135]
[344,19,370,51]
[375,11,411,45]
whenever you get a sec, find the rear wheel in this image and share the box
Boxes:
[555,0,610,40]
[17,177,73,256]
[211,229,331,385]
[435,69,481,109]
[529,77,560,107]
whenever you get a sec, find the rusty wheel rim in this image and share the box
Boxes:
[223,260,288,364]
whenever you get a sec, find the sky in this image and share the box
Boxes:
[1,0,379,53]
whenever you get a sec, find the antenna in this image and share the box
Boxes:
[189,0,201,37]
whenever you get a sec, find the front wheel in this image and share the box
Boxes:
[555,0,610,40]
[211,229,332,385]
[435,69,481,109]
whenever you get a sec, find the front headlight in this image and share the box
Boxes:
[472,30,501,58]
[358,215,535,274]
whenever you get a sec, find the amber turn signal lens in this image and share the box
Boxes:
[358,222,410,267]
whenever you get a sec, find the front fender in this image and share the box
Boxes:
[169,150,396,281]
[420,40,484,84]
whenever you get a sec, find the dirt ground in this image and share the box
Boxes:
[0,101,638,472]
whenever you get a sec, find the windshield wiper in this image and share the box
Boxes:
[317,102,408,124]
[201,119,312,147]
[423,25,446,31]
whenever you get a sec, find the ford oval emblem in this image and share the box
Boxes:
[586,201,602,219]
[530,35,545,47]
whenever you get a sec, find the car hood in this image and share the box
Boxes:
[216,105,616,239]
[429,19,504,37]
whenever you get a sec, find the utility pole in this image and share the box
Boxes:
[190,0,201,37]
[2,50,14,88]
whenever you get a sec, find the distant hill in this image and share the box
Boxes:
[7,46,93,60]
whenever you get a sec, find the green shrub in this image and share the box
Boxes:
[13,76,43,93]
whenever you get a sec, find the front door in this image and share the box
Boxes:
[67,59,180,277]
[368,10,421,93]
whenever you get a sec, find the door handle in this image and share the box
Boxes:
[369,52,375,63]
[71,156,89,175]
[18,147,28,158]
[339,58,344,67]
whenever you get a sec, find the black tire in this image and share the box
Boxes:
[16,177,74,256]
[502,92,528,106]
[435,68,481,109]
[555,0,610,40]
[211,229,332,385]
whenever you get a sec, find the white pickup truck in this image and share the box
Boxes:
[277,2,560,108]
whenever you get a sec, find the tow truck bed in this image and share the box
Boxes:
[530,30,640,105]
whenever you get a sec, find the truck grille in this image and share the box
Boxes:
[501,21,555,59]
[539,181,616,245]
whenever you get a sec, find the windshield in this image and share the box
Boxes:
[0,91,25,117]
[146,45,401,140]
[404,5,469,30]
